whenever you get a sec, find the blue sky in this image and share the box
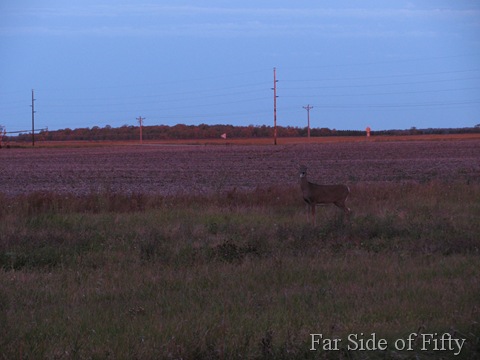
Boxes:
[1,1,479,133]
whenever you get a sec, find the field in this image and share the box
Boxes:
[1,137,480,359]
[2,136,479,196]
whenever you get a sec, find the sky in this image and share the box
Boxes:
[1,0,479,133]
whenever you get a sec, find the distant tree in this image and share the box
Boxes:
[12,122,480,142]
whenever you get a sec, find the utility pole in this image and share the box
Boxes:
[31,89,36,147]
[137,116,145,144]
[303,104,313,139]
[272,67,278,145]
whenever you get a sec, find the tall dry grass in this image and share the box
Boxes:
[0,182,479,359]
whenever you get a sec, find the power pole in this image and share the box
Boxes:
[31,89,36,147]
[303,104,313,139]
[137,116,145,144]
[272,67,278,145]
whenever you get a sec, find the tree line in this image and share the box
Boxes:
[9,123,480,142]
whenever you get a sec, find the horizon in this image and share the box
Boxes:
[31,122,480,132]
[1,1,480,133]
[7,121,480,138]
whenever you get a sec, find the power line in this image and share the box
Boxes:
[282,68,480,83]
[2,62,479,133]
[281,76,480,91]
[293,99,480,110]
[282,86,480,99]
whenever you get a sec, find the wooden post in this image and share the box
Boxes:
[273,67,278,145]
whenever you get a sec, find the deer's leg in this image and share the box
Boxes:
[342,200,352,216]
[311,204,316,226]
[334,201,351,221]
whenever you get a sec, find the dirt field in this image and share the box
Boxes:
[1,138,479,196]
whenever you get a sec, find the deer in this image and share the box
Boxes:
[299,165,351,226]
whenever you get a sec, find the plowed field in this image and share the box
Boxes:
[1,139,479,196]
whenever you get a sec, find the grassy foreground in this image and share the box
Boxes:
[1,182,479,359]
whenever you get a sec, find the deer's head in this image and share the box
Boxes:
[299,165,307,178]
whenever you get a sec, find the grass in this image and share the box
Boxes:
[1,182,479,359]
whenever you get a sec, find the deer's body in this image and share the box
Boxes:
[300,166,350,225]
